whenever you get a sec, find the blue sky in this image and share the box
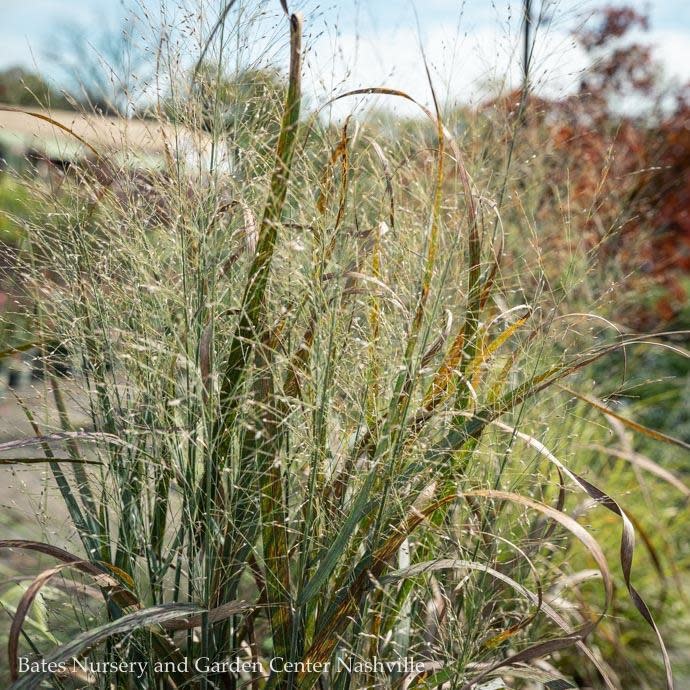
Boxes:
[3,1,687,37]
[2,1,689,113]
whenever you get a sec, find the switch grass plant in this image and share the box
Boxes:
[0,2,688,689]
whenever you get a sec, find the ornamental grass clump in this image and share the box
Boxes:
[0,2,688,689]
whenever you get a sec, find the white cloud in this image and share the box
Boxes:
[303,5,690,120]
[646,29,690,86]
[304,19,590,118]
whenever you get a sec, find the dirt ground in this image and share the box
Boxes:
[0,378,92,541]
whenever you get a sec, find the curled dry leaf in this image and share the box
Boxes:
[491,424,674,690]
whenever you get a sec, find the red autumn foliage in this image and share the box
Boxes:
[488,5,690,326]
[578,6,648,50]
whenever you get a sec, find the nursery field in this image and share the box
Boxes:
[0,2,689,689]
